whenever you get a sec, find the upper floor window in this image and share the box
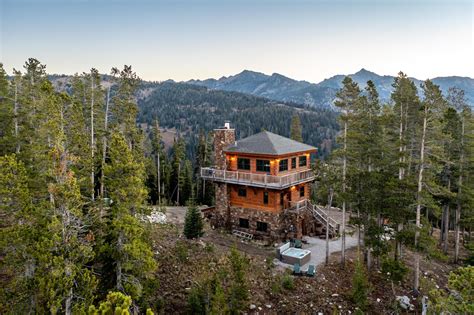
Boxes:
[300,186,305,197]
[291,157,297,169]
[279,159,288,172]
[299,156,307,167]
[263,191,269,204]
[256,159,270,173]
[237,158,250,170]
[238,188,247,197]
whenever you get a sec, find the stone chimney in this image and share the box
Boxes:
[213,122,235,170]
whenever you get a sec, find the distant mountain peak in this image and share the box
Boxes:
[187,69,474,108]
[354,68,378,76]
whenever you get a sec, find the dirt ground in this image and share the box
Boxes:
[150,207,470,314]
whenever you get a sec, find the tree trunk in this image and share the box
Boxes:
[326,189,333,266]
[443,205,450,254]
[341,119,347,267]
[14,82,20,154]
[116,232,124,291]
[455,111,465,263]
[439,206,445,246]
[100,87,110,201]
[90,72,95,201]
[414,105,428,293]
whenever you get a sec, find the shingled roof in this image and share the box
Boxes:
[224,131,316,156]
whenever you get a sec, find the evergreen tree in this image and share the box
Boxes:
[103,132,156,299]
[290,114,303,142]
[334,76,362,267]
[184,201,204,239]
[413,80,448,292]
[351,259,370,311]
[195,130,214,205]
[171,137,186,205]
[0,63,15,155]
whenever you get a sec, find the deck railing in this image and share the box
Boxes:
[200,167,315,189]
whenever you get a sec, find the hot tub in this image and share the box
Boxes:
[281,247,311,265]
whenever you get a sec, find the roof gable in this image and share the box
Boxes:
[224,131,316,156]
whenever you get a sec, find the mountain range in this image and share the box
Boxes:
[188,69,474,108]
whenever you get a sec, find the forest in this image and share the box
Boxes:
[0,59,473,314]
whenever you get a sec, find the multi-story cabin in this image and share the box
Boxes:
[201,123,338,240]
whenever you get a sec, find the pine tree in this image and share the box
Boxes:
[413,80,447,292]
[334,76,362,267]
[184,201,204,239]
[0,63,15,155]
[390,72,420,259]
[290,114,303,142]
[104,132,156,299]
[171,137,185,205]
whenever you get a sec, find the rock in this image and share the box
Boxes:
[331,293,339,297]
[377,298,381,303]
[396,296,414,311]
[249,304,256,310]
[265,304,272,309]
[258,307,262,311]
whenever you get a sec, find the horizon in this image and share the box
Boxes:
[1,0,473,82]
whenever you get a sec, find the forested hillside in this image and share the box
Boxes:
[137,82,339,158]
[1,59,473,314]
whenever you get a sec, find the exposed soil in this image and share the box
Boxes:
[149,208,470,314]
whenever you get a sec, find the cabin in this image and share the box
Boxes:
[201,123,336,241]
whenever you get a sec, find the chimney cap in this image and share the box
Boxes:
[224,121,230,129]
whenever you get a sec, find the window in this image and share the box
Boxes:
[263,191,269,204]
[257,221,268,232]
[279,159,288,172]
[238,188,247,197]
[237,158,250,170]
[256,159,270,173]
[300,186,305,197]
[291,157,297,169]
[280,192,284,205]
[299,156,307,167]
[239,218,249,228]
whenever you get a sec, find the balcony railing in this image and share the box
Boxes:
[200,167,315,189]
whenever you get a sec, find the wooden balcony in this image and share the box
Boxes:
[200,167,315,189]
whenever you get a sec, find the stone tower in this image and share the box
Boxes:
[212,122,235,229]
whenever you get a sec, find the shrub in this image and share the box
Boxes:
[429,266,474,314]
[351,260,370,311]
[381,257,408,282]
[281,274,294,290]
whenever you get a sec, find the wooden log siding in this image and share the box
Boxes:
[229,183,310,212]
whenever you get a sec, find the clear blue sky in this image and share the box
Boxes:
[1,0,473,82]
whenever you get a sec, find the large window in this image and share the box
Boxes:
[256,159,270,173]
[237,158,250,170]
[300,186,305,198]
[239,218,249,228]
[279,159,288,172]
[299,155,307,167]
[257,221,268,232]
[238,188,247,197]
[263,191,269,204]
[291,157,297,169]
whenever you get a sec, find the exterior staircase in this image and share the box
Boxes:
[289,200,341,237]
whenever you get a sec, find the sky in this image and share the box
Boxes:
[1,0,473,83]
